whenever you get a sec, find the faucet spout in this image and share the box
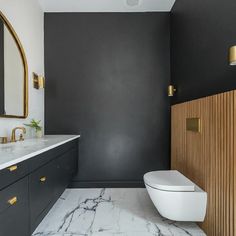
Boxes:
[11,127,26,142]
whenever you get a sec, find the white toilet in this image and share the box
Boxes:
[144,170,207,222]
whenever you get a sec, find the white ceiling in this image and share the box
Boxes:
[38,0,176,12]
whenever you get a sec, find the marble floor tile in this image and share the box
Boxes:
[32,188,206,236]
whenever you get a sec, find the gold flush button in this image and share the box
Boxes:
[186,118,201,133]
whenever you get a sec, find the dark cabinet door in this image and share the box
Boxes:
[0,177,30,236]
[54,148,77,199]
[29,158,57,231]
[66,147,78,177]
[0,160,29,191]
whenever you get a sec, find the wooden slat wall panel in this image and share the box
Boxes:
[171,104,187,173]
[171,90,235,236]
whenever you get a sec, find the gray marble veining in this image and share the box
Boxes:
[33,188,206,236]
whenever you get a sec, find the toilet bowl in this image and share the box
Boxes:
[144,170,207,222]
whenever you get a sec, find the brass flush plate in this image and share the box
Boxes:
[186,118,201,132]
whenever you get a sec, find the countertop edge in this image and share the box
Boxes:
[0,135,80,170]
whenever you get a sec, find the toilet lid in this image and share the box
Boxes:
[144,170,195,192]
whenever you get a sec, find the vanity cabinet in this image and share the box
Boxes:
[0,137,79,236]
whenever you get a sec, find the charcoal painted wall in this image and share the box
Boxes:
[0,21,4,114]
[171,0,236,104]
[45,13,170,187]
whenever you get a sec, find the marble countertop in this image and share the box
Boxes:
[0,135,80,171]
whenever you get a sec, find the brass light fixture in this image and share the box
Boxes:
[168,85,176,97]
[33,72,45,89]
[229,46,236,65]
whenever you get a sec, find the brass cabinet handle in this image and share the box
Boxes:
[8,165,18,172]
[8,196,17,206]
[40,176,47,182]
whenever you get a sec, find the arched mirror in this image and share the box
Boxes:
[0,11,28,118]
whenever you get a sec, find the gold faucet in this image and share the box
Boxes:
[11,127,26,142]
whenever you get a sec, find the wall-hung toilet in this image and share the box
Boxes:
[144,170,207,222]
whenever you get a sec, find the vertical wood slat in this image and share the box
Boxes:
[171,90,235,236]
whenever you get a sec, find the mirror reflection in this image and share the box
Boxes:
[0,14,27,118]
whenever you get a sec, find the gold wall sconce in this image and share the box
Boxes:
[33,72,45,89]
[229,46,236,65]
[168,85,176,97]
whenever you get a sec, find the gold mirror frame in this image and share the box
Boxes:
[0,11,28,118]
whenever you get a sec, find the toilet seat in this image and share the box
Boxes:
[144,170,195,192]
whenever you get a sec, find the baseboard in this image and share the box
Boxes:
[68,180,145,188]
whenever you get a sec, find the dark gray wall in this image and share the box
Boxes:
[171,0,236,104]
[45,13,171,187]
[0,21,4,114]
